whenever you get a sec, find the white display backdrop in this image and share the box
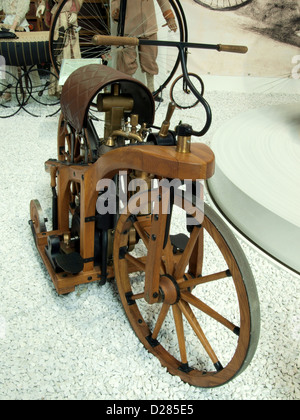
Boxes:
[182,0,300,79]
[206,102,300,274]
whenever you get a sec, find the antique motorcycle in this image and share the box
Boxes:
[29,33,260,387]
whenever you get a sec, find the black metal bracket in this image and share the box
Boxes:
[119,246,128,260]
[83,257,94,264]
[85,216,96,223]
[178,363,193,373]
[145,335,160,348]
[125,291,136,306]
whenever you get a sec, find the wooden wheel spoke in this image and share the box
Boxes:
[133,220,149,249]
[152,302,170,340]
[174,226,201,279]
[181,291,240,335]
[130,292,144,301]
[179,269,231,290]
[162,239,176,275]
[124,253,146,272]
[144,187,170,302]
[172,304,188,365]
[178,300,223,371]
[188,226,204,277]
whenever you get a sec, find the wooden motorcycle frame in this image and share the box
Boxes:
[29,37,260,388]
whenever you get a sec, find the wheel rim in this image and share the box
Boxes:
[170,73,204,109]
[57,113,99,164]
[30,199,47,234]
[16,68,61,118]
[113,189,259,387]
[0,70,21,118]
[193,0,253,11]
[49,0,185,97]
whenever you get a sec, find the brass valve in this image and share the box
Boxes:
[175,124,193,153]
[159,102,176,138]
[97,83,134,140]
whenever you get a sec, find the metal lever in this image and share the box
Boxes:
[159,102,176,138]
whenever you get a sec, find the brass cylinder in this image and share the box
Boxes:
[97,93,134,113]
[130,114,139,128]
[176,135,191,153]
[97,87,134,140]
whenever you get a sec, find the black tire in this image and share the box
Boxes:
[193,0,253,11]
[16,67,60,117]
[0,70,21,118]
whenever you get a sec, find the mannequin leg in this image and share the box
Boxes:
[146,73,155,92]
[139,34,161,98]
[116,46,138,76]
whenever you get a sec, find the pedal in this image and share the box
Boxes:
[45,235,61,272]
[55,252,84,274]
[170,233,189,252]
[45,235,83,274]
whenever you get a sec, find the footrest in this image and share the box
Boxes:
[55,252,84,274]
[170,233,189,252]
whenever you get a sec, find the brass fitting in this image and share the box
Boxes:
[105,136,115,147]
[175,124,193,153]
[176,135,191,153]
[97,83,134,140]
[159,102,176,138]
[111,130,143,143]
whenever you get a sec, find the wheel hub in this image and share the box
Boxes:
[159,274,180,305]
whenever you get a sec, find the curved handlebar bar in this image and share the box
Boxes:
[92,35,248,137]
[92,35,248,54]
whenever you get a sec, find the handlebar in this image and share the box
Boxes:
[93,35,139,46]
[92,35,248,137]
[92,35,248,54]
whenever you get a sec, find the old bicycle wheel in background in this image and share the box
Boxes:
[0,69,21,118]
[113,189,260,388]
[170,72,204,109]
[16,67,61,118]
[193,0,253,10]
[49,0,186,98]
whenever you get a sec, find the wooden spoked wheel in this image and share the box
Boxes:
[57,112,99,164]
[30,199,47,242]
[57,113,83,212]
[113,189,260,387]
[57,113,81,163]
